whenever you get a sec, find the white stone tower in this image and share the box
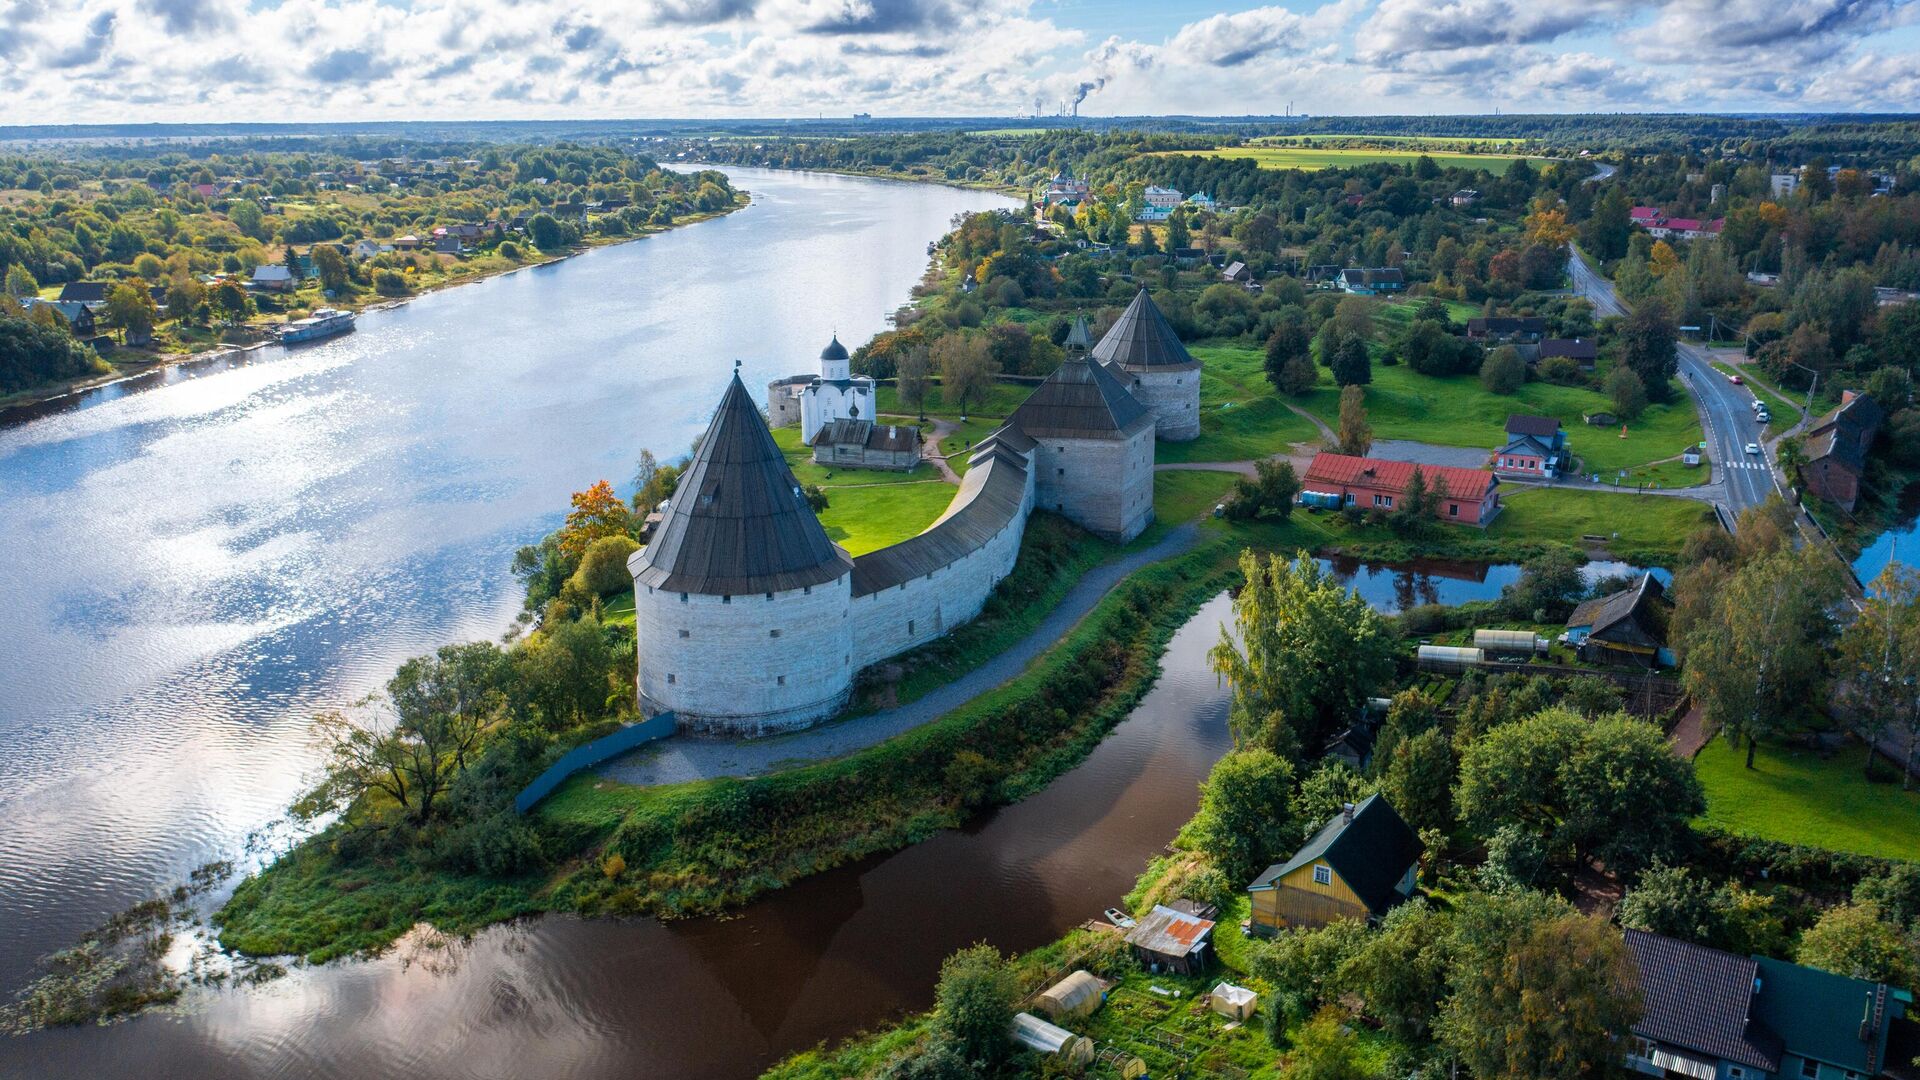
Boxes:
[1007,353,1156,542]
[1092,288,1201,442]
[628,369,856,736]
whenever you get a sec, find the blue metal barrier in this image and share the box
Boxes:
[514,712,677,815]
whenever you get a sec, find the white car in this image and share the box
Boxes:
[1745,442,1761,455]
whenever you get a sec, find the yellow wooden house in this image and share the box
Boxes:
[1247,793,1421,933]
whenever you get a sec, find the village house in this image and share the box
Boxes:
[1632,206,1727,240]
[391,234,422,250]
[1495,414,1569,479]
[1037,166,1091,214]
[1124,902,1216,975]
[1538,337,1599,369]
[1247,794,1421,933]
[1186,191,1215,211]
[1564,572,1672,666]
[1221,260,1252,285]
[56,281,110,305]
[1336,267,1405,295]
[1450,188,1479,207]
[351,239,393,259]
[1800,391,1883,512]
[22,298,97,336]
[1301,452,1502,525]
[249,264,295,292]
[1465,316,1548,343]
[810,418,921,471]
[1137,185,1182,221]
[1624,929,1913,1080]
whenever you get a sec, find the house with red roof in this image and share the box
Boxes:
[1632,207,1725,241]
[1300,452,1501,525]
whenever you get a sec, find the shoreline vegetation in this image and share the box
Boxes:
[0,139,746,411]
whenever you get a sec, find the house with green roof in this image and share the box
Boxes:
[1624,929,1914,1080]
[1245,793,1421,933]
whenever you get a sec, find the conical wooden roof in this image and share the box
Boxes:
[1063,315,1094,352]
[1009,354,1153,441]
[632,372,851,596]
[1090,287,1199,372]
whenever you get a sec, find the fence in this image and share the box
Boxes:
[513,712,677,815]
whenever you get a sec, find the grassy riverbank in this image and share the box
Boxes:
[214,530,1246,961]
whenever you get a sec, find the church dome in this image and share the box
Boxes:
[819,336,849,362]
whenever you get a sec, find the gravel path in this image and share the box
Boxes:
[597,521,1204,787]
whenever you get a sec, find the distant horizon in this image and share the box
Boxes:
[3,0,1916,123]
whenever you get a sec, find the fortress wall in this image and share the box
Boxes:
[635,574,854,737]
[766,381,804,429]
[1030,425,1157,542]
[1124,368,1201,442]
[849,448,1034,671]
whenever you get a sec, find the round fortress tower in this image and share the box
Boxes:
[628,369,856,736]
[1091,287,1202,442]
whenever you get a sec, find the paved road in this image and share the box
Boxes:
[598,522,1204,787]
[1567,248,1776,525]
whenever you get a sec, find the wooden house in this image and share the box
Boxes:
[1247,794,1420,933]
[1124,903,1215,975]
[1564,572,1671,666]
[1800,391,1882,512]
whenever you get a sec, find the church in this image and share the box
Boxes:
[629,287,1200,736]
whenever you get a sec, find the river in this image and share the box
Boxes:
[0,167,1017,996]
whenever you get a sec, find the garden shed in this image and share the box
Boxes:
[1210,982,1258,1021]
[1037,970,1105,1020]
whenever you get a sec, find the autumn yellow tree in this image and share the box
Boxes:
[1648,240,1681,279]
[1523,197,1577,248]
[559,480,633,561]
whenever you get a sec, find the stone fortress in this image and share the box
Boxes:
[627,287,1200,736]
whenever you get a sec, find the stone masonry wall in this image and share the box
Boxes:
[1031,427,1156,541]
[635,574,855,737]
[1125,368,1201,442]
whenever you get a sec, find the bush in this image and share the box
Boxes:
[1480,347,1525,394]
[571,534,641,596]
[373,270,410,297]
[1538,355,1584,386]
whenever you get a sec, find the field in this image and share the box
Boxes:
[1154,469,1239,523]
[770,426,955,554]
[1165,146,1547,176]
[1299,362,1704,478]
[1158,345,1323,463]
[1490,487,1714,563]
[1695,739,1920,861]
[1252,134,1526,147]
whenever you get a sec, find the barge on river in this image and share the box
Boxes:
[279,308,355,344]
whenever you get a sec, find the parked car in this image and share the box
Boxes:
[1730,373,1744,384]
[1756,410,1771,424]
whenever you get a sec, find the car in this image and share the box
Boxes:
[1745,442,1760,455]
[1756,411,1771,424]
[1729,374,1744,384]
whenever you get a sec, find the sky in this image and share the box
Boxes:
[1,0,1918,123]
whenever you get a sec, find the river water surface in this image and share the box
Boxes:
[0,167,1014,996]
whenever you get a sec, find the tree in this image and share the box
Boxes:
[1184,748,1296,882]
[1379,727,1455,838]
[1265,317,1312,393]
[1856,864,1920,930]
[1165,209,1190,251]
[630,450,683,514]
[1437,899,1640,1080]
[527,213,565,251]
[1210,550,1398,754]
[103,283,156,342]
[1618,297,1679,402]
[1838,564,1920,785]
[1336,385,1371,456]
[1479,345,1524,394]
[1523,197,1577,248]
[1501,549,1587,621]
[1330,333,1371,387]
[311,244,350,292]
[1796,903,1918,987]
[1226,459,1300,522]
[931,944,1018,1066]
[3,264,37,299]
[1340,901,1451,1041]
[1584,186,1633,262]
[557,480,633,562]
[1684,545,1846,768]
[0,312,104,394]
[1457,708,1704,875]
[895,345,932,419]
[1618,863,1727,945]
[933,333,996,417]
[1604,364,1648,419]
[1279,1008,1369,1080]
[571,534,641,596]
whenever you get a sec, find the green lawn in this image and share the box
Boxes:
[929,415,1005,475]
[601,591,635,628]
[770,426,929,488]
[1300,364,1702,476]
[1160,345,1322,463]
[1154,469,1238,523]
[767,426,957,555]
[1696,739,1920,861]
[1251,134,1528,147]
[1490,487,1714,563]
[875,381,1029,419]
[1165,146,1546,176]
